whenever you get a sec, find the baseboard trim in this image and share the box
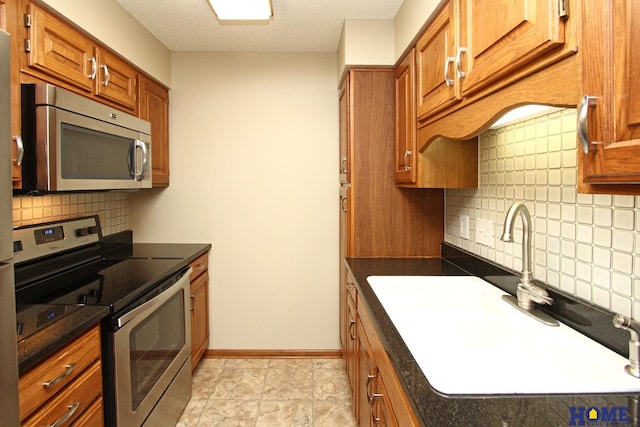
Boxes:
[204,349,343,359]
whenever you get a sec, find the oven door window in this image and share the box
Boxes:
[128,290,185,410]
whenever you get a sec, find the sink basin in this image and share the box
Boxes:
[367,275,640,395]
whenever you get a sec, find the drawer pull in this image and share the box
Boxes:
[190,295,195,311]
[42,363,76,389]
[47,402,79,427]
[195,263,206,271]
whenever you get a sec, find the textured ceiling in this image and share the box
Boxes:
[116,0,404,52]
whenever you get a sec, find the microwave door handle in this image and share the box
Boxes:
[133,140,148,181]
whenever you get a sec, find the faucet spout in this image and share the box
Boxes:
[500,203,558,326]
[501,202,533,287]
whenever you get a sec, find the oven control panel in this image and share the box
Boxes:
[13,215,102,264]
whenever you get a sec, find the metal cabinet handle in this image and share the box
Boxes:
[88,57,97,79]
[341,196,348,213]
[577,95,597,154]
[101,64,110,86]
[444,56,455,87]
[194,263,206,271]
[340,157,347,174]
[42,363,76,389]
[190,295,195,312]
[349,319,356,340]
[12,135,24,166]
[47,402,79,427]
[456,47,468,78]
[403,150,412,171]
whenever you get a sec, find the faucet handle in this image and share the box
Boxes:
[520,284,553,306]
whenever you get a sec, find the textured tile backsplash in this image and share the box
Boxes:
[12,192,130,236]
[445,108,640,319]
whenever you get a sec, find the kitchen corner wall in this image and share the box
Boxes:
[12,193,130,236]
[445,108,640,319]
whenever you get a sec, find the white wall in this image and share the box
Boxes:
[39,0,171,86]
[337,20,395,81]
[393,0,442,61]
[130,53,340,350]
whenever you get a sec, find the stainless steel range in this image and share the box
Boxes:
[14,216,192,427]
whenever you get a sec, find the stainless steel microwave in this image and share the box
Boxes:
[19,84,152,192]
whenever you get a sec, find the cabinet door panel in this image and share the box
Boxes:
[190,271,209,370]
[94,47,137,110]
[339,78,350,184]
[580,0,640,185]
[26,3,93,92]
[460,0,565,96]
[139,76,170,186]
[394,50,417,183]
[416,1,458,119]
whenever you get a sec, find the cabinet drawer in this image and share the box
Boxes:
[19,325,101,421]
[189,252,209,281]
[70,397,104,427]
[22,360,102,427]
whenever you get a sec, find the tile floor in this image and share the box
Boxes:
[177,358,358,427]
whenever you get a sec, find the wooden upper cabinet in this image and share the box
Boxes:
[394,49,417,184]
[24,2,94,93]
[94,47,137,111]
[417,0,570,123]
[22,1,137,111]
[578,0,640,190]
[416,1,458,120]
[457,0,566,97]
[139,75,170,186]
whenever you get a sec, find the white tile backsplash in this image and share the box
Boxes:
[445,108,639,319]
[13,192,130,236]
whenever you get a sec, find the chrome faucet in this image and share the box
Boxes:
[613,314,640,378]
[501,202,558,326]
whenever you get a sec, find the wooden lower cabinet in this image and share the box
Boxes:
[19,324,103,426]
[189,251,210,370]
[343,270,419,427]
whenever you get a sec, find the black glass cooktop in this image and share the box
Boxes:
[16,257,187,314]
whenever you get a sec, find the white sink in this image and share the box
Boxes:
[367,275,640,395]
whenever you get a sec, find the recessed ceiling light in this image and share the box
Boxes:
[208,0,273,21]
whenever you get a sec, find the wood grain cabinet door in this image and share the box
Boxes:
[457,0,567,97]
[139,75,170,187]
[579,0,640,187]
[416,0,459,120]
[24,2,94,93]
[94,47,137,111]
[394,49,417,184]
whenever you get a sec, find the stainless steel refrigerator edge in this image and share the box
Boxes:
[0,30,20,427]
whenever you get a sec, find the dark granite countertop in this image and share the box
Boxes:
[130,242,212,263]
[346,243,640,427]
[16,239,211,375]
[16,304,110,374]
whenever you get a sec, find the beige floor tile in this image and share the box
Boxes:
[314,400,358,427]
[198,399,260,426]
[262,368,313,400]
[212,368,267,400]
[313,368,352,401]
[178,358,357,426]
[255,400,313,427]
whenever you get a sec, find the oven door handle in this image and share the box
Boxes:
[115,268,191,328]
